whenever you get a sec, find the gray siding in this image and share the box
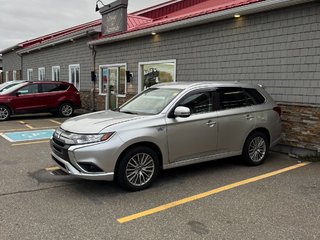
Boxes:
[22,37,94,90]
[95,2,320,105]
[2,51,21,72]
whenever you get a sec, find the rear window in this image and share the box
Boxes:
[218,88,254,110]
[244,88,265,105]
[41,83,69,93]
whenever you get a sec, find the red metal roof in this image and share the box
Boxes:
[133,0,209,19]
[103,0,260,39]
[16,0,261,51]
[20,15,151,50]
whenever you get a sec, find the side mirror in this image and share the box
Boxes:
[15,92,21,97]
[174,106,191,118]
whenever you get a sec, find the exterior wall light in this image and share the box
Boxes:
[234,14,241,18]
[151,32,157,35]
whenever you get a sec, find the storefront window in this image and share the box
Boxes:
[139,60,176,92]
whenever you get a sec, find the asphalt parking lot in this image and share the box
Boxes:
[0,114,320,240]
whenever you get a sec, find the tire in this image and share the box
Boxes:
[116,146,160,191]
[242,132,269,166]
[0,105,10,121]
[58,103,74,117]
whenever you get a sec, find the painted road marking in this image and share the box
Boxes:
[1,129,55,142]
[117,162,311,223]
[0,127,58,133]
[11,140,50,146]
[49,119,62,125]
[19,121,34,129]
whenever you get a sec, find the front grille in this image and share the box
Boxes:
[51,137,71,162]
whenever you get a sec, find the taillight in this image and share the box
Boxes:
[273,106,281,117]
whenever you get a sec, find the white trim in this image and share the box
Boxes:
[68,64,80,90]
[27,69,33,81]
[138,59,177,93]
[98,63,127,97]
[5,71,9,82]
[52,66,60,81]
[12,70,17,80]
[38,67,45,81]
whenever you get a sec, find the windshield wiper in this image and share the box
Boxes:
[120,110,138,115]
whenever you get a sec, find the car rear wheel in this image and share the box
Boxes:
[59,103,74,117]
[116,146,160,191]
[242,132,269,166]
[0,105,10,121]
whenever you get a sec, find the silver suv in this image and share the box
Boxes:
[50,82,282,191]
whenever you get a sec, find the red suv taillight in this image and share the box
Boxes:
[273,106,282,117]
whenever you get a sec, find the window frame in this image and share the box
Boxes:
[138,59,177,93]
[68,64,80,90]
[52,66,60,81]
[13,70,17,80]
[216,87,255,111]
[27,69,33,81]
[38,67,45,81]
[5,71,9,82]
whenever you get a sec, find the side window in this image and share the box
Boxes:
[178,91,213,115]
[244,88,265,105]
[218,88,253,110]
[41,83,68,93]
[17,84,39,95]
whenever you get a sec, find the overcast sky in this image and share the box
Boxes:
[0,0,169,51]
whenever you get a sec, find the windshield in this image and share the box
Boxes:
[0,82,22,93]
[0,82,28,94]
[120,88,182,115]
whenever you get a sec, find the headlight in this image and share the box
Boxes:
[69,132,115,145]
[54,128,115,145]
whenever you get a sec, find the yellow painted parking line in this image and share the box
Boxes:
[49,119,62,125]
[117,162,311,224]
[11,140,50,146]
[45,166,61,171]
[18,120,34,129]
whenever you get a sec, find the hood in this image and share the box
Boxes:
[61,110,145,134]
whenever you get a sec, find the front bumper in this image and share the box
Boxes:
[50,135,123,181]
[51,151,114,181]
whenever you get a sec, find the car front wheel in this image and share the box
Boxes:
[59,103,74,117]
[0,105,10,121]
[116,146,160,191]
[242,132,269,166]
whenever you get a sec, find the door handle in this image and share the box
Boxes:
[246,114,254,120]
[206,120,216,127]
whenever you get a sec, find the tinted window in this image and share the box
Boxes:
[244,88,265,104]
[218,88,253,110]
[17,84,39,95]
[178,92,213,114]
[41,83,68,93]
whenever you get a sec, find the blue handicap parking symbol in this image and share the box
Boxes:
[1,129,55,142]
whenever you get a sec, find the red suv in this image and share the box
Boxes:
[0,81,81,121]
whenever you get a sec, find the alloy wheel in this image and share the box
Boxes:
[248,136,266,162]
[125,153,155,187]
[0,106,9,120]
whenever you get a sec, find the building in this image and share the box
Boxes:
[1,0,320,155]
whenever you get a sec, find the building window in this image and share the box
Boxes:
[69,64,80,90]
[99,64,127,96]
[27,69,33,81]
[38,67,45,81]
[138,60,176,92]
[13,70,17,80]
[52,66,60,81]
[5,71,9,81]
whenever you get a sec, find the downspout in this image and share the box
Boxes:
[89,44,97,112]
